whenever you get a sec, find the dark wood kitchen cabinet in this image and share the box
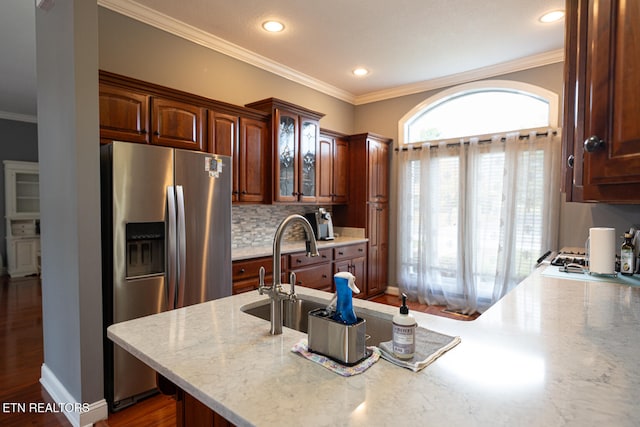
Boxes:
[232,255,285,294]
[563,0,640,202]
[99,71,271,206]
[150,97,206,151]
[317,134,333,204]
[237,117,269,203]
[333,133,392,298]
[333,242,367,296]
[318,130,349,204]
[368,137,389,203]
[332,136,349,204]
[287,248,333,292]
[177,389,235,427]
[99,83,149,144]
[101,89,207,151]
[209,112,269,203]
[367,203,389,296]
[208,111,237,157]
[246,98,325,203]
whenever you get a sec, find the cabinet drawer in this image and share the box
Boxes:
[333,243,367,261]
[233,276,272,295]
[289,248,332,268]
[291,263,333,291]
[232,256,275,280]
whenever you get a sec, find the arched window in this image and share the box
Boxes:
[396,80,560,315]
[399,80,558,145]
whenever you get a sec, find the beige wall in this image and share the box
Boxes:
[99,8,640,287]
[354,62,564,138]
[98,7,355,134]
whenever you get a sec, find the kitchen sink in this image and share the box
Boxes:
[241,297,393,347]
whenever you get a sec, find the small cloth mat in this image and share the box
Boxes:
[291,339,380,376]
[378,327,461,372]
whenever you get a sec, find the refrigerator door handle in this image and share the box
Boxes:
[166,186,177,310]
[176,185,187,308]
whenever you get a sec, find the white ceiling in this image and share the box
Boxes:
[0,0,565,122]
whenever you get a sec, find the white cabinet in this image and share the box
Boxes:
[7,237,39,277]
[4,161,40,277]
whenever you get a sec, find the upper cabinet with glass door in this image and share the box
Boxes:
[276,110,298,202]
[4,161,39,218]
[299,118,319,203]
[246,98,324,203]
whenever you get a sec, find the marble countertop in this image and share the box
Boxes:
[108,265,640,426]
[232,236,368,261]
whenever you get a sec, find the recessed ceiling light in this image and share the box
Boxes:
[262,20,285,32]
[353,68,369,77]
[539,10,565,23]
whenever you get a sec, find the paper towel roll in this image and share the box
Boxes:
[588,227,616,275]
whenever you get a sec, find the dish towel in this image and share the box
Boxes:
[378,327,461,372]
[291,339,381,377]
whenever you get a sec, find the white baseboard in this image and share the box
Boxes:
[40,364,108,427]
[385,286,400,296]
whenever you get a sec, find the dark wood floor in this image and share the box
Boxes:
[369,293,479,321]
[0,276,474,426]
[0,276,175,427]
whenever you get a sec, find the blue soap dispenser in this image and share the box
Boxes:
[331,272,360,325]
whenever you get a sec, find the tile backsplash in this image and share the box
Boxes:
[232,205,327,249]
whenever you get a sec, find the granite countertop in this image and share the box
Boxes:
[232,236,368,261]
[108,265,640,426]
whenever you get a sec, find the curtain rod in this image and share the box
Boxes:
[394,130,557,152]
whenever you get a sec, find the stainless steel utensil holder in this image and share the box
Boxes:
[307,308,367,365]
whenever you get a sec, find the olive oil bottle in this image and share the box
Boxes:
[621,233,635,276]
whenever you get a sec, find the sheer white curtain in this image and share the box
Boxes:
[397,130,560,314]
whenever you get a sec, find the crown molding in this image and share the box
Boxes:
[98,0,563,107]
[353,49,565,105]
[0,111,37,123]
[97,0,356,104]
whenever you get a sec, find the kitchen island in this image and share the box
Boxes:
[108,266,640,426]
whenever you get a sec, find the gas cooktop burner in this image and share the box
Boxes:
[550,251,587,267]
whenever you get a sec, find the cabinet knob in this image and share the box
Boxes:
[140,129,147,135]
[583,135,605,153]
[239,268,245,274]
[338,251,344,255]
[154,131,160,136]
[567,155,575,169]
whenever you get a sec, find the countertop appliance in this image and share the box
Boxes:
[101,142,231,411]
[305,208,335,241]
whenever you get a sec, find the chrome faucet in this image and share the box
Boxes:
[258,214,319,335]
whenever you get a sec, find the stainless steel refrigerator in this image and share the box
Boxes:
[100,141,232,411]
